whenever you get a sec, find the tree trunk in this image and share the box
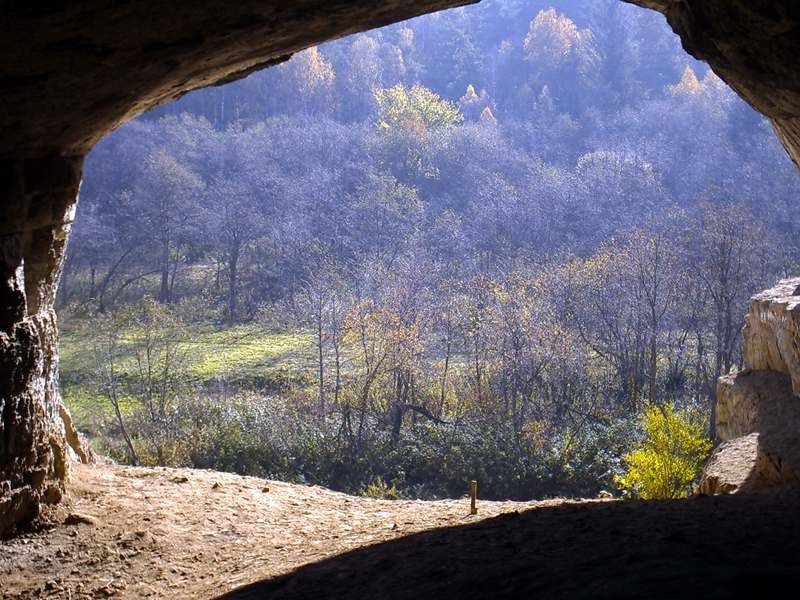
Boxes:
[168,256,179,303]
[473,332,482,404]
[159,236,170,303]
[108,379,139,466]
[227,244,239,323]
[332,318,342,408]
[649,331,658,405]
[439,338,451,416]
[317,308,325,415]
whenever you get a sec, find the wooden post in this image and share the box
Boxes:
[470,480,478,515]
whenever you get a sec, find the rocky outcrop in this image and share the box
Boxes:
[700,278,800,495]
[716,369,800,442]
[700,373,800,494]
[0,156,82,536]
[742,278,800,395]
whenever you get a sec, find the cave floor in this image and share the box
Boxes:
[1,463,799,599]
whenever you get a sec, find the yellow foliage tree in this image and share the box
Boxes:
[279,46,335,114]
[374,84,462,132]
[373,83,461,178]
[615,403,712,499]
[669,65,703,96]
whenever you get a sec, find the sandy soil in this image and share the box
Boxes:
[2,463,799,600]
[0,463,552,599]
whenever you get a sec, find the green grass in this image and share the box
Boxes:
[60,323,315,384]
[186,325,315,381]
[59,320,317,430]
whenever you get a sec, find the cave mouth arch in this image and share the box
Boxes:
[2,0,800,536]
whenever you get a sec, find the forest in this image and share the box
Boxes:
[59,0,800,500]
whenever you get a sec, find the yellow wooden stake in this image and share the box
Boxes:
[470,480,478,515]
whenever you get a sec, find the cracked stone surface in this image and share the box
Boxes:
[700,279,800,496]
[742,278,800,395]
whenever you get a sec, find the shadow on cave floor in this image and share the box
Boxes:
[218,489,800,600]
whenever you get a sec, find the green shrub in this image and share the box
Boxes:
[361,477,400,500]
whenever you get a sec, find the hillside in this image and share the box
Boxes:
[2,463,800,599]
[50,0,800,507]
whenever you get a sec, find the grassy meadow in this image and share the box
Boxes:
[59,321,317,430]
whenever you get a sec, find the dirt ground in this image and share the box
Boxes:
[0,463,551,599]
[2,463,800,599]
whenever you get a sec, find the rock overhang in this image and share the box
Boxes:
[0,0,478,159]
[3,0,800,534]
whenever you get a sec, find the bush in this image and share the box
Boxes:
[80,383,631,501]
[614,403,712,500]
[361,477,400,500]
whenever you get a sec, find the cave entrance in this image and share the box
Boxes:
[55,1,798,505]
[2,0,800,537]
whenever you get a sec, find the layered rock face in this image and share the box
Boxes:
[700,279,800,495]
[2,1,800,533]
[742,279,800,395]
[0,156,82,535]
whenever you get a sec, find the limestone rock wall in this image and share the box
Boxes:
[0,156,82,536]
[742,278,800,395]
[701,279,800,495]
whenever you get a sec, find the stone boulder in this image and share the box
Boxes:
[700,278,800,495]
[700,369,800,494]
[716,369,799,442]
[698,433,758,495]
[698,432,800,495]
